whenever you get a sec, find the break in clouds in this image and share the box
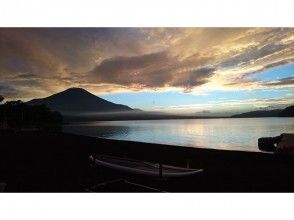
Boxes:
[0,28,294,99]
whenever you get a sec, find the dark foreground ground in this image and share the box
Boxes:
[0,130,293,192]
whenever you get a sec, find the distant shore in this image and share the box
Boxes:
[1,130,294,192]
[64,114,294,122]
[63,113,230,122]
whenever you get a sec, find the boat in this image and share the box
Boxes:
[89,154,203,178]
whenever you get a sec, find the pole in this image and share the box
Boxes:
[159,163,163,178]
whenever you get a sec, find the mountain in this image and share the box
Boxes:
[231,109,282,118]
[279,105,294,117]
[231,105,294,118]
[27,88,133,115]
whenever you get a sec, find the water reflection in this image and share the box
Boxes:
[64,118,294,152]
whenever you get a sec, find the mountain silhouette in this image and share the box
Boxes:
[27,88,133,114]
[279,105,294,117]
[231,105,294,118]
[231,109,281,118]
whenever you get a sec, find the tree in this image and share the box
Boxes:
[0,100,63,131]
[0,95,4,103]
[5,100,23,106]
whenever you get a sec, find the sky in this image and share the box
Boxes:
[0,28,293,115]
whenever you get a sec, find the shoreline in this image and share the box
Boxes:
[1,130,294,192]
[64,115,294,122]
[83,136,260,153]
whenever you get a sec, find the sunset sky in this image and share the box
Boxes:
[0,28,293,115]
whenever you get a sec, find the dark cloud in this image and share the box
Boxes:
[234,59,294,82]
[90,52,216,90]
[170,67,216,91]
[7,72,39,80]
[0,81,18,98]
[225,76,294,89]
[196,110,211,114]
[258,106,277,110]
[263,60,293,69]
[220,42,292,69]
[90,51,174,87]
[263,77,294,87]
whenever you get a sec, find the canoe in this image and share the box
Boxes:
[89,154,203,178]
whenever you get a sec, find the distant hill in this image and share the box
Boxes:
[27,88,133,115]
[231,105,294,118]
[279,105,294,117]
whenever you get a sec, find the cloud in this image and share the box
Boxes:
[89,51,216,91]
[171,67,216,91]
[90,51,172,87]
[263,76,294,87]
[153,95,294,115]
[0,28,293,100]
[247,58,294,77]
[223,75,294,91]
[196,110,211,114]
[0,81,18,98]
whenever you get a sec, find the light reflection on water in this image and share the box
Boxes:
[64,118,294,152]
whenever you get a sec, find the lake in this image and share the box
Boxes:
[63,117,294,152]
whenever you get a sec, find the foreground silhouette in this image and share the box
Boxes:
[1,94,294,192]
[1,130,294,192]
[0,98,62,131]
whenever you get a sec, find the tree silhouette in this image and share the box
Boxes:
[0,100,63,131]
[0,95,4,103]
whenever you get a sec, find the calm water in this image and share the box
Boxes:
[64,118,294,152]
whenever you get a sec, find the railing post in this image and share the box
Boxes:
[159,163,163,178]
[186,158,190,168]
